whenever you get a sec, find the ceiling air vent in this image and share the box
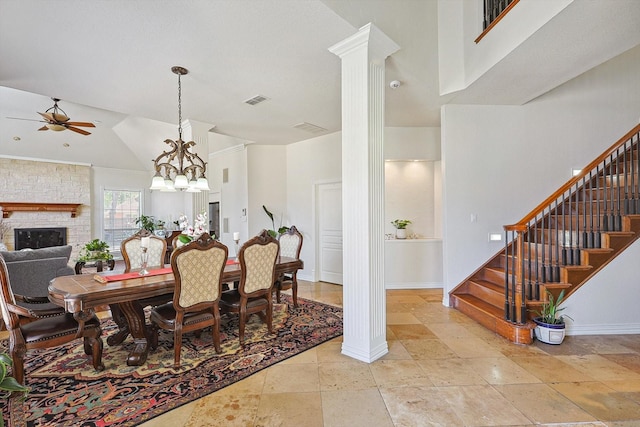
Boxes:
[293,122,327,134]
[244,95,269,106]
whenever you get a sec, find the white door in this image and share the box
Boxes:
[317,182,343,285]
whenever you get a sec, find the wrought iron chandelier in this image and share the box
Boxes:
[149,66,210,193]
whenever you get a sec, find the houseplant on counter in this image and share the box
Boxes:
[391,219,412,239]
[134,215,156,233]
[531,289,572,345]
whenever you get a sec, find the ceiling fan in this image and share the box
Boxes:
[8,98,96,135]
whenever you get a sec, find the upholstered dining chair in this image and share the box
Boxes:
[0,254,104,385]
[107,230,170,346]
[149,233,228,368]
[220,230,279,347]
[275,225,303,308]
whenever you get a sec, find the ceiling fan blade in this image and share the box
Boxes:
[38,126,49,131]
[38,112,56,122]
[6,117,45,123]
[65,121,96,128]
[66,125,91,136]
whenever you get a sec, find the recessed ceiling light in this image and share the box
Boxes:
[63,143,70,147]
[13,136,20,141]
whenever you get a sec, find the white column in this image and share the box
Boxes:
[182,120,213,219]
[329,24,400,363]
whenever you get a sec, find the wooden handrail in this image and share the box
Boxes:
[506,123,640,229]
[475,0,520,44]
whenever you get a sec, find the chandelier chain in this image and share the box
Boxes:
[177,73,183,140]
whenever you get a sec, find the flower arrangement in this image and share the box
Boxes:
[177,212,209,243]
[391,219,412,229]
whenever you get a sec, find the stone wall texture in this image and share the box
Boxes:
[0,158,91,261]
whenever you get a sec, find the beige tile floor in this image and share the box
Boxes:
[134,281,640,427]
[6,279,640,426]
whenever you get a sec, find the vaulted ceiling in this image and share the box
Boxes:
[1,0,639,171]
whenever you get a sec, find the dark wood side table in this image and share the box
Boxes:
[75,259,116,274]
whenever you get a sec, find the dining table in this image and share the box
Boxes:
[48,256,303,366]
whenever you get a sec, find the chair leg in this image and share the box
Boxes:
[275,283,282,303]
[267,301,273,334]
[174,327,183,368]
[239,309,246,347]
[292,278,298,308]
[11,352,25,386]
[212,308,221,353]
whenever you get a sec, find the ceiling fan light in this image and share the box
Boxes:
[150,175,166,190]
[174,174,189,189]
[46,123,66,132]
[196,177,210,191]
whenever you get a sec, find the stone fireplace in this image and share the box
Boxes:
[0,158,91,260]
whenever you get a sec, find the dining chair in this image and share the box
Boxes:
[220,230,279,347]
[0,254,104,384]
[275,225,303,308]
[107,230,170,346]
[149,233,228,368]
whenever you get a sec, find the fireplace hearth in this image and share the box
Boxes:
[14,227,67,250]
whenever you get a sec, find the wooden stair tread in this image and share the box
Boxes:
[452,293,503,317]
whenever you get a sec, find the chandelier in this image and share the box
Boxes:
[149,66,210,193]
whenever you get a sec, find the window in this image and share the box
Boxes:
[103,189,142,258]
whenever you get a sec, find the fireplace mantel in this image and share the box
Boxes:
[1,202,82,218]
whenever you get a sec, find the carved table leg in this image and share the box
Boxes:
[116,300,154,366]
[106,304,130,346]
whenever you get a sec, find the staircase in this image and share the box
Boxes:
[449,124,640,344]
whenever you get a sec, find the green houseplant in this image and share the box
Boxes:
[263,205,289,238]
[134,215,156,233]
[391,219,412,239]
[78,239,113,262]
[531,289,573,345]
[0,353,29,427]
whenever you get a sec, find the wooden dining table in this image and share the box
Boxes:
[48,256,303,366]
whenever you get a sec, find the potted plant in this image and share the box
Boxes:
[391,219,412,239]
[78,239,114,262]
[531,289,573,345]
[134,215,156,233]
[263,205,289,238]
[0,353,29,427]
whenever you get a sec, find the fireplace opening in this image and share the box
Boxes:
[14,227,67,250]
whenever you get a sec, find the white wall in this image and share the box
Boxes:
[286,132,342,281]
[441,44,640,334]
[208,145,248,255]
[247,145,287,236]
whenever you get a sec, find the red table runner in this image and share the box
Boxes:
[94,259,238,283]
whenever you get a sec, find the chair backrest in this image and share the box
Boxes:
[0,254,19,329]
[121,230,167,272]
[171,233,228,310]
[239,230,279,296]
[278,225,303,259]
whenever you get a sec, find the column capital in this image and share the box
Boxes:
[329,22,400,62]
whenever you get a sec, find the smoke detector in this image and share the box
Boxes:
[389,80,401,89]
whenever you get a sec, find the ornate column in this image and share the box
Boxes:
[182,120,212,216]
[329,24,399,362]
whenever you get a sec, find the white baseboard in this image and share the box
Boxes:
[385,282,443,289]
[566,323,640,336]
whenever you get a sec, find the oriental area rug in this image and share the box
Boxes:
[2,296,343,427]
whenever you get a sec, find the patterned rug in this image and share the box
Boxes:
[2,296,343,426]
